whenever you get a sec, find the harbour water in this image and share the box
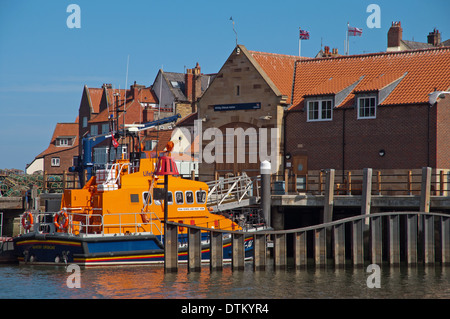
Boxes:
[0,261,449,299]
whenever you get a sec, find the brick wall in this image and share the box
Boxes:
[285,102,444,171]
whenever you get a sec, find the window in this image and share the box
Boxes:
[175,191,184,204]
[56,138,69,147]
[236,85,240,96]
[82,117,88,128]
[91,125,98,136]
[145,140,157,151]
[102,123,109,135]
[51,157,60,167]
[307,100,332,121]
[143,192,152,205]
[167,191,173,205]
[196,190,206,204]
[358,96,377,119]
[185,191,194,204]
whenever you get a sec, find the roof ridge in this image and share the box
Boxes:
[249,50,302,59]
[297,46,450,63]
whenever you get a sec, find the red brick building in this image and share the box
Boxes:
[285,47,450,178]
[37,122,79,175]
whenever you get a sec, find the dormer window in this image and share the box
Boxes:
[307,99,333,121]
[56,137,74,147]
[357,96,377,119]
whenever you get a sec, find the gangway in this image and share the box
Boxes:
[206,173,260,212]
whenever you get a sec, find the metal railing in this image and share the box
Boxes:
[20,210,162,236]
[206,173,260,210]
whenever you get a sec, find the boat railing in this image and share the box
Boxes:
[20,210,162,237]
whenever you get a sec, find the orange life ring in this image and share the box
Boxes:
[54,210,69,230]
[21,211,33,230]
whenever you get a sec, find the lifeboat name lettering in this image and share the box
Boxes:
[142,171,153,177]
[177,207,205,212]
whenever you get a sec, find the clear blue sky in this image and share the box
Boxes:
[0,0,449,171]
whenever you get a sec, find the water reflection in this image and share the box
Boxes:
[0,263,449,299]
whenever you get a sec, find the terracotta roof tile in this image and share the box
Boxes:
[37,123,79,157]
[250,50,301,104]
[290,47,450,110]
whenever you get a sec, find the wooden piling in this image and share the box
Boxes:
[371,216,382,264]
[253,233,266,271]
[442,216,450,265]
[406,214,418,265]
[314,228,326,266]
[420,167,432,213]
[274,233,287,270]
[362,168,373,221]
[423,215,435,264]
[188,227,201,272]
[388,214,400,265]
[333,223,345,267]
[164,223,178,273]
[232,233,245,271]
[323,169,335,223]
[210,231,223,271]
[294,232,307,269]
[352,219,364,266]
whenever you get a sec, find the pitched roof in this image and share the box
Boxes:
[37,123,79,158]
[250,49,301,104]
[290,47,450,110]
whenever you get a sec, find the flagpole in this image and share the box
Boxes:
[299,27,302,57]
[346,22,349,55]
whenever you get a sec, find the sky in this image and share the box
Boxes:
[0,0,449,171]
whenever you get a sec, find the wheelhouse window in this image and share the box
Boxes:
[358,96,377,119]
[143,192,152,205]
[185,191,194,204]
[175,191,184,204]
[196,190,206,204]
[307,100,332,121]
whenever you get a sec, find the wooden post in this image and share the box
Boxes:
[406,214,418,265]
[274,233,287,270]
[376,171,382,195]
[371,216,382,265]
[323,169,335,224]
[191,169,195,180]
[188,227,202,272]
[232,233,245,271]
[333,224,345,267]
[314,228,326,266]
[352,219,364,266]
[63,171,67,191]
[362,168,373,224]
[210,231,223,271]
[442,216,450,265]
[423,215,435,264]
[439,170,444,196]
[294,232,307,269]
[253,233,266,271]
[347,171,352,195]
[408,170,412,195]
[388,214,400,265]
[43,171,47,193]
[164,223,178,273]
[420,167,432,213]
[284,169,289,194]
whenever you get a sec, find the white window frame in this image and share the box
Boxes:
[51,157,60,167]
[357,96,377,119]
[307,99,333,122]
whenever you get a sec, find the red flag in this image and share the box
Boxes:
[111,134,119,148]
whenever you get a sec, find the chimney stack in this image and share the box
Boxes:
[427,28,441,46]
[388,21,403,49]
[185,68,193,102]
